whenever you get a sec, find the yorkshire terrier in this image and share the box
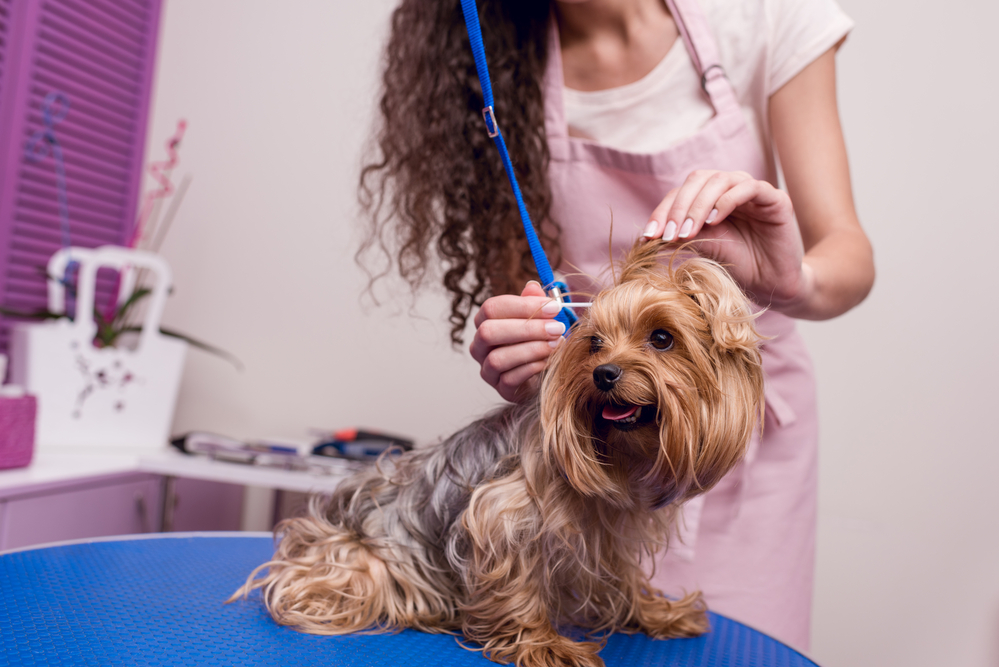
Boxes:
[233,241,764,667]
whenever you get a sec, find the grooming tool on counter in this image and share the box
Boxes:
[170,432,364,475]
[311,428,414,461]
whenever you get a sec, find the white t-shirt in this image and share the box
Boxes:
[563,0,853,157]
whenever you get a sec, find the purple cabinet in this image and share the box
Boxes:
[169,478,244,533]
[0,0,163,355]
[0,473,247,551]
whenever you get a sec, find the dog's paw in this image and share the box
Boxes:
[635,591,709,639]
[478,630,604,667]
[508,635,604,667]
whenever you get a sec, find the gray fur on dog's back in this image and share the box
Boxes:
[314,402,537,607]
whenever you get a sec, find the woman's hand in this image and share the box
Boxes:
[641,170,811,313]
[641,49,873,321]
[469,281,566,402]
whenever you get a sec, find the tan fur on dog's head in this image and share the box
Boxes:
[540,241,765,510]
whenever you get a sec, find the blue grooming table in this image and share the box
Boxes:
[0,534,818,666]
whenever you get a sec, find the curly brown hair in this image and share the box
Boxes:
[358,0,558,345]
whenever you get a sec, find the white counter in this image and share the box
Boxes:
[0,445,353,497]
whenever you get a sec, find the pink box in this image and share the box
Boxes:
[0,395,37,470]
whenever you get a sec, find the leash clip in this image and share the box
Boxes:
[545,281,585,332]
[547,282,568,306]
[482,106,499,138]
[547,281,592,311]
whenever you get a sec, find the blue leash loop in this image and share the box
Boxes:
[459,0,577,332]
[25,92,78,287]
[25,92,72,250]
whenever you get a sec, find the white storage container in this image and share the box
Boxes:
[9,246,186,448]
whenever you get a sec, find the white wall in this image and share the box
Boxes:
[147,0,498,448]
[146,1,999,665]
[805,0,999,665]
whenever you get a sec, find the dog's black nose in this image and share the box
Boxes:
[593,364,623,392]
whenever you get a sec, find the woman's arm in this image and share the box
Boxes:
[769,46,874,319]
[643,46,874,320]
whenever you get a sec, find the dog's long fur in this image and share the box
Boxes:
[233,241,764,667]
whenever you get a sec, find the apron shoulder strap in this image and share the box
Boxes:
[664,0,738,112]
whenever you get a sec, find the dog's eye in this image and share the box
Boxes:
[649,329,674,351]
[589,336,603,354]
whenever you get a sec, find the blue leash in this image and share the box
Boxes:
[458,0,577,333]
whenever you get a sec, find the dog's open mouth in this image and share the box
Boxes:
[600,403,654,431]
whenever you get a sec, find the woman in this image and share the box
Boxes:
[360,0,874,651]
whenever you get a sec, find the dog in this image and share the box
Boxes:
[232,240,764,667]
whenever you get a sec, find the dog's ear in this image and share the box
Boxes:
[617,240,760,355]
[644,256,765,502]
[673,257,760,355]
[671,257,764,499]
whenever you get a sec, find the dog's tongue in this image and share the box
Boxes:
[602,404,638,421]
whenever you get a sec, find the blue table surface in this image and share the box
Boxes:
[0,534,818,666]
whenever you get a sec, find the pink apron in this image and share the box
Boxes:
[543,0,819,651]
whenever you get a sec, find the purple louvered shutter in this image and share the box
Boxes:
[0,0,163,355]
[0,0,10,99]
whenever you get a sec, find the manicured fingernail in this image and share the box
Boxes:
[548,336,564,349]
[541,300,562,316]
[545,321,566,336]
[641,220,659,238]
[663,220,678,241]
[706,208,718,224]
[678,218,694,238]
[527,280,541,287]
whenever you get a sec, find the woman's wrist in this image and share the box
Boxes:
[768,260,816,319]
[769,243,875,321]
